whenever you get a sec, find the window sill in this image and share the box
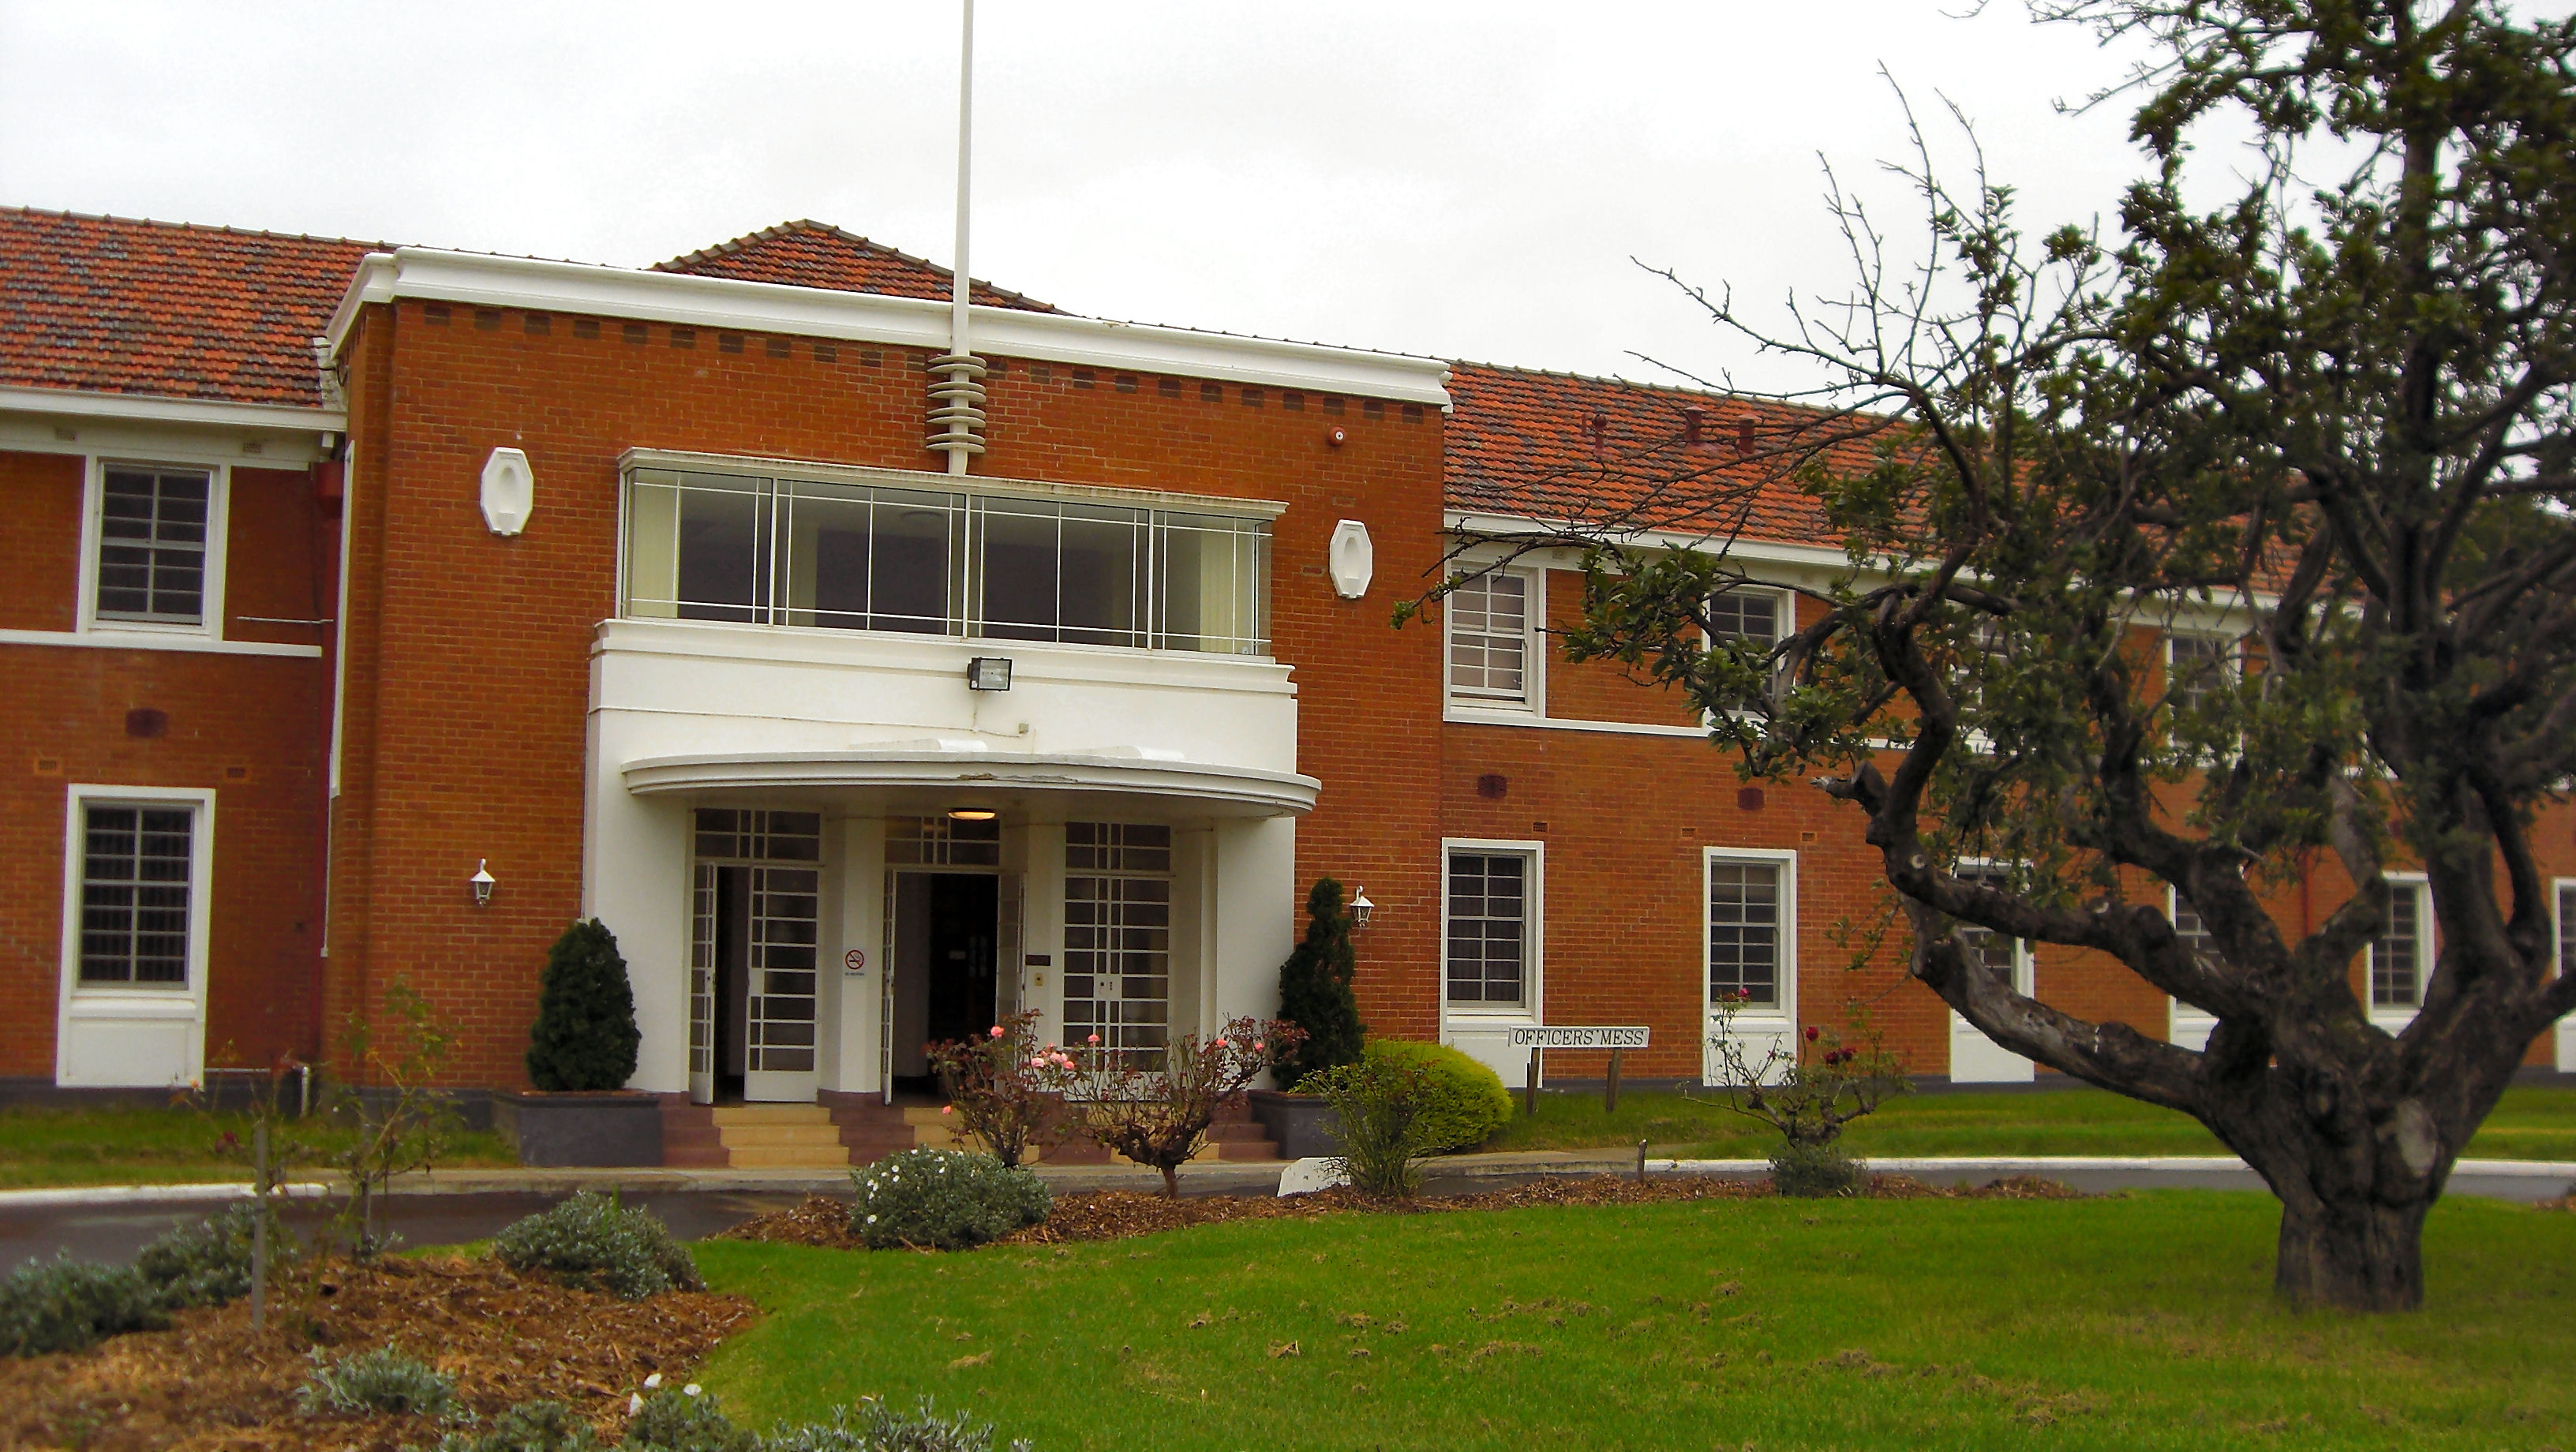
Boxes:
[0,628,322,659]
[1443,705,1708,739]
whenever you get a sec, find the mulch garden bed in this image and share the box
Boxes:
[719,1171,2091,1252]
[0,1256,757,1452]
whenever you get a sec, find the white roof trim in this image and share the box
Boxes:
[0,385,343,435]
[620,747,1320,818]
[326,248,1451,406]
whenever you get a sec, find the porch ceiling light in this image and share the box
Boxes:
[470,859,496,907]
[966,657,1013,691]
[1350,885,1375,929]
[947,806,998,822]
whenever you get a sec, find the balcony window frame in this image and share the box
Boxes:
[615,451,1282,659]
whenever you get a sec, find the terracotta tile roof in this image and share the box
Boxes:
[1442,361,1891,548]
[0,207,383,410]
[655,220,1058,313]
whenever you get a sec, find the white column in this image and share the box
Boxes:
[826,818,886,1094]
[582,711,693,1094]
[1209,817,1297,1029]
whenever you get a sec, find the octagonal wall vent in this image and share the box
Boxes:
[480,447,534,537]
[1328,519,1374,600]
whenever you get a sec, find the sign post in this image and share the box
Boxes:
[1507,1026,1650,1113]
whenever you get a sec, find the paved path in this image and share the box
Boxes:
[1,1151,2563,1267]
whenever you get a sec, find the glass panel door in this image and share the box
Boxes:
[743,865,820,1102]
[688,863,717,1105]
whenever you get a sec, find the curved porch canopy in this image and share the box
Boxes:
[620,742,1319,821]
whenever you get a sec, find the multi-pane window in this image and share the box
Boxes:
[2168,634,2233,717]
[624,469,1271,653]
[1063,824,1174,1061]
[1446,851,1530,1005]
[79,806,193,986]
[1447,572,1530,704]
[691,809,822,863]
[1705,589,1784,646]
[2371,881,2427,1009]
[1706,860,1784,1009]
[95,467,211,624]
[2560,885,2576,980]
[885,815,1002,867]
[1954,866,2025,989]
[2171,889,2218,963]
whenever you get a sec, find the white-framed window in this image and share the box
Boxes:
[80,460,228,635]
[1953,862,2031,993]
[1705,586,1789,650]
[622,466,1272,655]
[2166,632,2237,717]
[2558,880,2576,981]
[2369,875,2431,1013]
[57,784,214,1087]
[1705,848,1795,1017]
[1443,840,1541,1009]
[1062,823,1174,1061]
[1446,569,1538,708]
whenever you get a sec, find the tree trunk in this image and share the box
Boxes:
[1159,1162,1181,1199]
[2273,1192,2431,1312]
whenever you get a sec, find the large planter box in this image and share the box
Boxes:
[1245,1089,1340,1161]
[496,1091,664,1167]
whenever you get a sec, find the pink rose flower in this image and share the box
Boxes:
[990,1026,1005,1038]
[1088,1034,1100,1045]
[940,1105,953,1115]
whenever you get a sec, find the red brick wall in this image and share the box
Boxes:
[0,649,329,1076]
[327,305,1449,1086]
[1542,568,1702,728]
[0,451,82,633]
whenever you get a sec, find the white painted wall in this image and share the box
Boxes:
[584,619,1305,1094]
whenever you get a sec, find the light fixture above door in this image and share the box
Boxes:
[947,806,998,822]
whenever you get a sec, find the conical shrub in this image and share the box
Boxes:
[1277,878,1365,1087]
[524,919,640,1091]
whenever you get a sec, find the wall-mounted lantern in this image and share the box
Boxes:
[1349,885,1376,930]
[470,859,496,907]
[967,657,1013,691]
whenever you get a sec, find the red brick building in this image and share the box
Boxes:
[3,208,2567,1140]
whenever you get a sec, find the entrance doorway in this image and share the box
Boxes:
[688,809,824,1106]
[889,872,1002,1095]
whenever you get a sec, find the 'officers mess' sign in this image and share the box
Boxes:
[1507,1025,1650,1050]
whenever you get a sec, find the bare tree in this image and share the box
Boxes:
[1470,1,2576,1310]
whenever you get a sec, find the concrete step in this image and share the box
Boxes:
[717,1124,850,1149]
[726,1145,859,1169]
[710,1104,835,1125]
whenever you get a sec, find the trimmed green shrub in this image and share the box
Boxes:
[297,1344,462,1419]
[624,1384,756,1452]
[1305,1054,1438,1199]
[762,1397,1035,1452]
[1361,1038,1512,1151]
[136,1201,263,1310]
[493,1192,703,1300]
[429,1400,605,1452]
[1769,1140,1863,1198]
[0,1255,165,1357]
[526,919,642,1092]
[1276,878,1365,1087]
[848,1148,1050,1251]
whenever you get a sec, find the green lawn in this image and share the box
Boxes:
[0,1104,515,1188]
[1485,1083,2576,1162]
[695,1192,2576,1451]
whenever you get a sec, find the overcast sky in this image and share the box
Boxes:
[1,2,2197,393]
